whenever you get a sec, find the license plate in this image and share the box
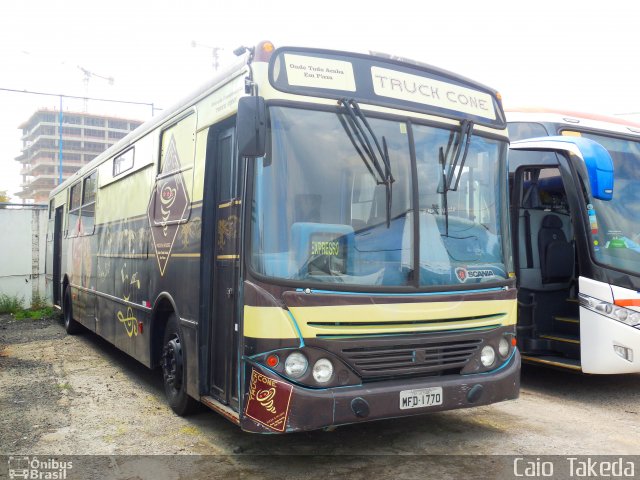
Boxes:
[399,387,443,410]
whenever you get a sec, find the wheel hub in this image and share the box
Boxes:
[162,336,183,390]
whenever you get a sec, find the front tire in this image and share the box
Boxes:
[63,287,82,335]
[161,315,199,416]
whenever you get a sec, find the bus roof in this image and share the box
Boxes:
[506,106,640,132]
[50,42,507,199]
[49,54,251,198]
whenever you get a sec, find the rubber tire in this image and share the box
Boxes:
[161,315,199,416]
[63,287,82,335]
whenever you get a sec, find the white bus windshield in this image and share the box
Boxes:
[575,131,640,273]
[250,106,509,288]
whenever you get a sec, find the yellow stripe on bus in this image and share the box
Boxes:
[244,299,516,339]
[244,306,299,339]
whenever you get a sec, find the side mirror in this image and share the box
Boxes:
[510,136,614,201]
[237,96,266,157]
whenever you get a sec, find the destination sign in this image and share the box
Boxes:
[284,53,356,92]
[371,66,496,120]
[269,48,505,128]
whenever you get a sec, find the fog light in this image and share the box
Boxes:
[285,352,308,378]
[614,345,633,362]
[312,358,334,383]
[480,345,496,367]
[498,337,510,357]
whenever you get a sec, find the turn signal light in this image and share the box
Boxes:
[266,354,279,368]
[254,40,275,62]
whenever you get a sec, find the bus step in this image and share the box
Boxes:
[539,333,580,345]
[201,396,240,425]
[553,315,580,324]
[521,354,582,371]
[538,333,580,358]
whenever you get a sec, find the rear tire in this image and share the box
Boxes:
[161,314,199,416]
[63,287,82,335]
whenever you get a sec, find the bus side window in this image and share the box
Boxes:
[507,121,548,141]
[67,182,82,237]
[113,148,134,177]
[81,172,97,235]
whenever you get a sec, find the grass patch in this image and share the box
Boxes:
[14,307,56,320]
[30,291,49,310]
[0,292,55,319]
[0,294,24,314]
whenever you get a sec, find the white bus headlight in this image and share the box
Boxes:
[580,294,640,328]
[284,352,308,378]
[498,337,510,357]
[312,358,334,383]
[480,345,496,367]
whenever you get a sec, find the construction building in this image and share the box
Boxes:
[15,110,143,203]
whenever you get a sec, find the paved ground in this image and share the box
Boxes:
[1,314,639,478]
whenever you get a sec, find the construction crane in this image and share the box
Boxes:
[77,66,114,111]
[191,41,223,71]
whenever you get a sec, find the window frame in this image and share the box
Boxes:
[81,172,97,236]
[65,171,98,238]
[113,147,135,177]
[66,181,83,238]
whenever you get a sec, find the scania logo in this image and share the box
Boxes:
[468,269,495,279]
[456,267,495,283]
[456,267,467,283]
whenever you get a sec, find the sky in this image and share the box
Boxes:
[1,0,639,200]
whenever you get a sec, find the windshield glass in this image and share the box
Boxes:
[413,125,507,286]
[573,131,640,273]
[250,106,508,288]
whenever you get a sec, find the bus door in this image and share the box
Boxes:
[205,125,241,407]
[53,206,64,306]
[512,164,579,352]
[509,137,614,370]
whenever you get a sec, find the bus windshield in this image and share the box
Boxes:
[574,131,640,273]
[250,106,509,288]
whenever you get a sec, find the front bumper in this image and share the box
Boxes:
[240,349,520,433]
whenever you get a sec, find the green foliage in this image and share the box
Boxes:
[0,292,55,319]
[0,294,24,314]
[30,291,49,310]
[14,307,55,320]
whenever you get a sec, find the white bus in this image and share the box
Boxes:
[508,108,640,373]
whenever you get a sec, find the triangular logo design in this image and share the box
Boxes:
[147,136,190,276]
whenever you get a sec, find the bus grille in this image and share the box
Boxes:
[340,338,482,378]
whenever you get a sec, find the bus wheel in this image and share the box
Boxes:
[63,287,82,335]
[161,315,198,416]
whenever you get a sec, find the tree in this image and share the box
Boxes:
[0,190,10,206]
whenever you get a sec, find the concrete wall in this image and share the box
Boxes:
[0,205,48,307]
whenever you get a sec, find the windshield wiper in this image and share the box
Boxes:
[446,119,474,191]
[437,119,474,236]
[339,98,394,227]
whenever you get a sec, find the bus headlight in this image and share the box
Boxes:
[285,352,308,378]
[480,345,496,367]
[312,358,334,383]
[498,337,510,357]
[580,293,640,328]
